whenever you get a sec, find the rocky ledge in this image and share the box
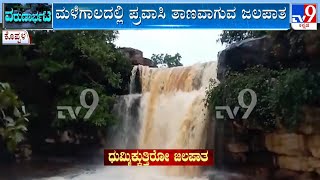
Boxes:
[119,47,156,67]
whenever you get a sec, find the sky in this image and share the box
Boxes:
[115,30,225,66]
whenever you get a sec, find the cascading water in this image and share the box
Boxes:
[44,62,232,180]
[107,94,142,149]
[136,62,218,177]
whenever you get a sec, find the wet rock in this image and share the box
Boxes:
[307,135,320,158]
[227,143,249,153]
[230,152,247,163]
[277,156,320,172]
[265,133,307,156]
[299,124,316,135]
[45,138,55,143]
[273,169,300,179]
[59,130,74,143]
[15,144,32,161]
[246,152,275,167]
[295,172,317,180]
[251,167,270,179]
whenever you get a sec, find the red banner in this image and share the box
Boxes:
[104,149,214,166]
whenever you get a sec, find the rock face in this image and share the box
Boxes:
[227,143,249,153]
[215,30,320,179]
[307,135,320,158]
[277,156,320,172]
[265,133,307,156]
[218,107,320,179]
[119,47,156,67]
[217,36,274,80]
[264,109,320,176]
[217,30,320,81]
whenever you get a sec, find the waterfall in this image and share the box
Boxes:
[129,66,139,94]
[48,62,220,180]
[108,94,142,149]
[137,62,218,176]
[111,62,218,177]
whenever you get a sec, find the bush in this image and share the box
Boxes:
[205,66,320,131]
[0,83,29,153]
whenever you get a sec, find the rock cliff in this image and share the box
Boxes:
[217,30,320,81]
[119,47,156,67]
[214,29,320,179]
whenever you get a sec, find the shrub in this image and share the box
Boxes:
[205,66,320,131]
[0,83,29,153]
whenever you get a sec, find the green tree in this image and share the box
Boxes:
[0,83,29,153]
[24,30,132,128]
[151,53,183,67]
[217,31,268,45]
[0,29,132,140]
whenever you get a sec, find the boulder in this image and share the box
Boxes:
[119,47,156,67]
[307,135,320,158]
[299,107,320,135]
[217,36,274,81]
[217,30,320,81]
[265,133,307,156]
[227,143,249,153]
[277,156,320,172]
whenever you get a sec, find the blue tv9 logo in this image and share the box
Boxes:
[291,4,317,30]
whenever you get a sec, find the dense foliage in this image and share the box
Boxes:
[210,29,320,131]
[26,30,132,128]
[0,28,133,154]
[0,83,29,153]
[151,53,183,67]
[205,67,320,131]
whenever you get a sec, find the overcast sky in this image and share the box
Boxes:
[115,30,225,66]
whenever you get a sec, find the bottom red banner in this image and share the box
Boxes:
[104,149,214,166]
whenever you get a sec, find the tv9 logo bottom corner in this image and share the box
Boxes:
[215,89,257,120]
[57,89,99,120]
